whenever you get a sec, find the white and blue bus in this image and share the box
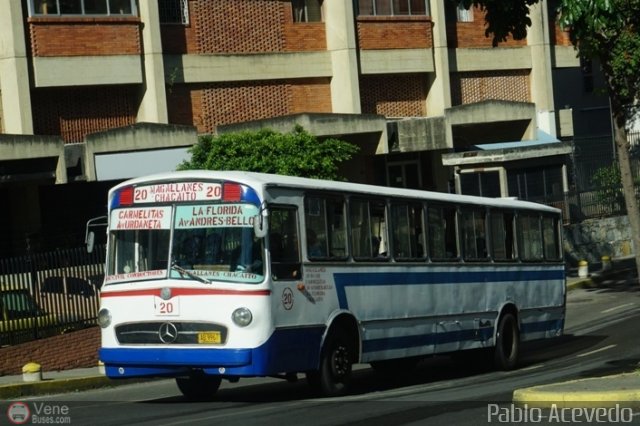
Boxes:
[96,171,565,399]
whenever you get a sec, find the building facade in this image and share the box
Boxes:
[0,0,610,256]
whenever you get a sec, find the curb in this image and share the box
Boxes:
[0,376,150,400]
[513,373,640,409]
[566,277,594,291]
[566,266,637,291]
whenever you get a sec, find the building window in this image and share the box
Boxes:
[159,0,189,24]
[456,2,473,22]
[580,57,594,93]
[358,0,430,16]
[292,0,323,22]
[460,171,501,197]
[387,160,421,189]
[507,166,563,202]
[31,0,136,16]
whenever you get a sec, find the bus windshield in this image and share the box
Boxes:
[106,203,264,285]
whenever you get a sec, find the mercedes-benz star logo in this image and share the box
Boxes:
[158,322,178,344]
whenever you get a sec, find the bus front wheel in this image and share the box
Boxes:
[176,373,222,401]
[493,312,519,370]
[307,330,353,396]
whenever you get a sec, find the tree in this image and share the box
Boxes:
[178,125,359,181]
[463,0,640,277]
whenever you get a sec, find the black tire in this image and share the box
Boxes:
[493,312,519,370]
[306,330,354,396]
[176,374,222,401]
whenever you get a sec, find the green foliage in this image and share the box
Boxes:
[178,125,359,181]
[458,0,539,45]
[462,0,640,108]
[591,164,625,211]
[592,163,640,212]
[556,0,640,105]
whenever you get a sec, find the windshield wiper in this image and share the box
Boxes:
[171,261,211,284]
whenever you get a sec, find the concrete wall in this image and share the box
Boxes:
[563,215,635,265]
[84,122,197,181]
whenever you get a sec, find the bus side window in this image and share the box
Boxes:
[517,213,543,261]
[461,207,488,261]
[489,210,515,261]
[391,203,424,260]
[350,198,388,260]
[269,207,301,280]
[427,205,458,261]
[304,196,341,259]
[542,215,561,261]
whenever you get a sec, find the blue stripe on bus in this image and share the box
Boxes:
[362,327,494,353]
[520,318,564,334]
[333,269,565,310]
[361,318,563,354]
[99,318,565,379]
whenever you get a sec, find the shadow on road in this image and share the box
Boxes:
[138,333,610,404]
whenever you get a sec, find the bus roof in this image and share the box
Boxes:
[110,170,560,214]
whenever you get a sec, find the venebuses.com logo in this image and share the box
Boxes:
[6,401,71,424]
[6,402,30,425]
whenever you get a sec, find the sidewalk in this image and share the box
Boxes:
[0,259,638,402]
[513,372,640,408]
[515,256,640,408]
[0,366,116,400]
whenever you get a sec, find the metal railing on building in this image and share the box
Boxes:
[0,245,105,347]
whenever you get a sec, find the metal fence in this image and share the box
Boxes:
[0,245,105,346]
[530,182,640,224]
[546,132,640,224]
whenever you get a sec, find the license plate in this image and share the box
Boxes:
[198,331,221,344]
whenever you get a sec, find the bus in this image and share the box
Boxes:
[95,170,565,399]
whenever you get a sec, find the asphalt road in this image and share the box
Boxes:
[17,277,640,425]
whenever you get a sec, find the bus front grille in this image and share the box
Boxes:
[115,321,228,345]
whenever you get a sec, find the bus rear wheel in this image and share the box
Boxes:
[493,312,519,370]
[176,373,222,401]
[307,330,353,396]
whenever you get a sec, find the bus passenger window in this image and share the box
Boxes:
[304,196,347,259]
[517,213,543,261]
[350,199,388,260]
[391,203,424,260]
[543,216,561,260]
[427,206,458,260]
[269,207,301,280]
[461,208,488,261]
[489,211,515,261]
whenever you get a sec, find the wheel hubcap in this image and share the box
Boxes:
[332,345,350,378]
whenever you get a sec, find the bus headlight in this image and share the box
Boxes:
[232,307,253,327]
[97,308,112,328]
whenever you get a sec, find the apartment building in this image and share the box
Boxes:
[0,0,608,256]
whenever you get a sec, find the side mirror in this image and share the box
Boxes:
[253,213,268,239]
[85,215,107,253]
[86,231,95,254]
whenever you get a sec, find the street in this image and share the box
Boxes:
[16,275,640,425]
